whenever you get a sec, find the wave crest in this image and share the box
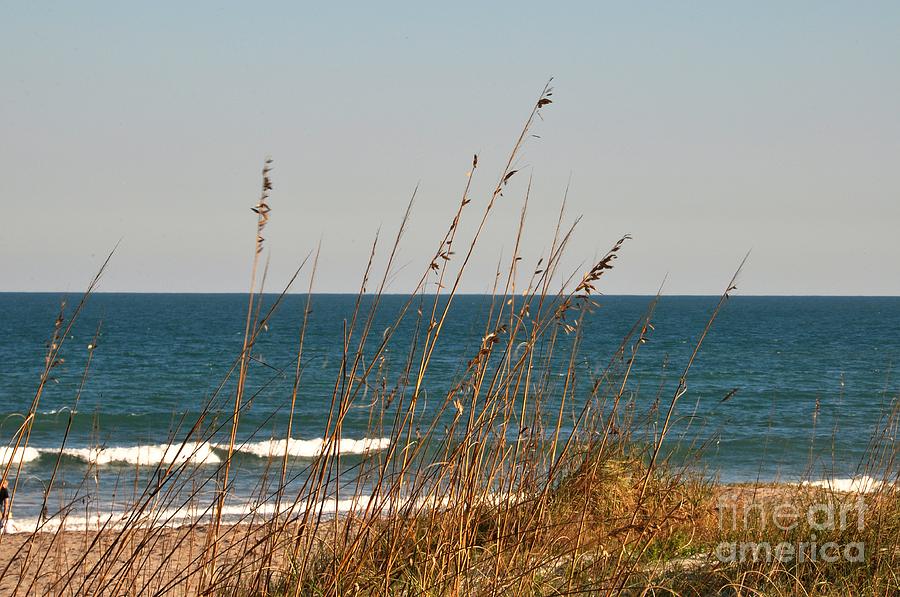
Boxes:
[0,446,41,465]
[61,442,220,466]
[233,437,391,458]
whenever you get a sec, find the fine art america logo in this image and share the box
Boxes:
[715,496,866,564]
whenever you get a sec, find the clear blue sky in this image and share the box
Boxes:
[2,2,898,294]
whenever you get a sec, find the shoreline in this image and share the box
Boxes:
[2,474,892,536]
[3,474,891,535]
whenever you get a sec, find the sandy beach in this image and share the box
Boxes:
[0,523,293,596]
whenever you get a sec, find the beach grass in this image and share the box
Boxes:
[1,85,898,596]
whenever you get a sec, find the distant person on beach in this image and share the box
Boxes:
[0,478,9,532]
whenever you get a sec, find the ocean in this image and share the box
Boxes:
[1,293,898,530]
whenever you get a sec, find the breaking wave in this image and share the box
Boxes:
[0,446,42,465]
[59,442,220,466]
[1,437,389,468]
[232,437,391,458]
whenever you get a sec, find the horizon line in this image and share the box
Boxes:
[1,291,899,298]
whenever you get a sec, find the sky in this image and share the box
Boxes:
[1,2,898,295]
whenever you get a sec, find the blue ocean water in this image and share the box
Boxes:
[1,293,898,523]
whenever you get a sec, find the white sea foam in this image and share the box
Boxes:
[2,488,527,535]
[4,496,374,534]
[59,441,221,466]
[801,475,891,494]
[0,446,42,465]
[233,437,391,458]
[3,437,388,468]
